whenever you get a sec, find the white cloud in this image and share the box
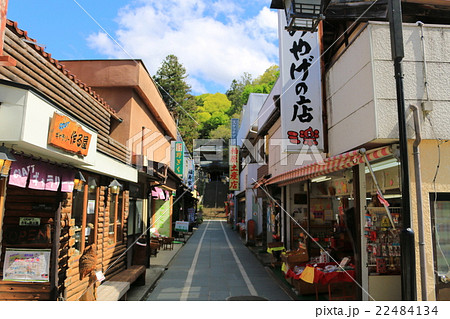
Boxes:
[86,0,279,94]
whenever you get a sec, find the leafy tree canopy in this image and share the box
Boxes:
[154,54,198,152]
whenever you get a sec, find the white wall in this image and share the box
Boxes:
[237,93,268,147]
[326,22,450,156]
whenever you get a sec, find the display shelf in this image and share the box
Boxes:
[365,207,402,275]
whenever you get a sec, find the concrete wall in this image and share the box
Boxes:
[326,22,450,156]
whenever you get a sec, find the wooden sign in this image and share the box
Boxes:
[47,112,92,156]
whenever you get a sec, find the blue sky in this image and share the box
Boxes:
[7,0,279,95]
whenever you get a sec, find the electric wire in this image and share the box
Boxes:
[256,179,377,301]
[66,0,383,300]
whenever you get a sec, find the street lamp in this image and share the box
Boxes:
[0,144,16,178]
[109,179,122,195]
[73,171,86,192]
[271,0,328,32]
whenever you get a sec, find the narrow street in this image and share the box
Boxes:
[146,220,293,301]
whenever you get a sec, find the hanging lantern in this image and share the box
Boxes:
[88,178,97,193]
[109,179,122,195]
[0,144,16,178]
[272,0,327,32]
[73,171,86,192]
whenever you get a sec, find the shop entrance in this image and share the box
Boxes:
[0,185,60,300]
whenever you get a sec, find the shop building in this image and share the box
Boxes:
[59,59,181,266]
[259,1,450,301]
[0,19,175,300]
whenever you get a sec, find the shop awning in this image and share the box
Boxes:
[265,146,394,187]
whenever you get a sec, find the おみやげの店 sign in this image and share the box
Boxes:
[47,112,92,156]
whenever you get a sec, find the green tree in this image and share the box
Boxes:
[225,66,279,118]
[225,72,252,117]
[154,55,198,152]
[253,65,279,87]
[195,93,232,139]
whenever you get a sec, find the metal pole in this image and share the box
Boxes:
[388,0,416,301]
[410,104,427,300]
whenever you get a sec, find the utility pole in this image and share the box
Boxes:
[388,0,417,301]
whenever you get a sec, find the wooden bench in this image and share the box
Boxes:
[97,265,146,301]
[109,265,146,286]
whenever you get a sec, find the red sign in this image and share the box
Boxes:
[47,112,92,156]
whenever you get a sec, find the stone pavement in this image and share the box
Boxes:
[146,220,294,301]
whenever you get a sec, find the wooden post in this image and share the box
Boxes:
[51,200,62,300]
[0,0,16,66]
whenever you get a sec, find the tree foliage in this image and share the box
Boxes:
[195,93,232,139]
[154,55,198,152]
[154,55,279,150]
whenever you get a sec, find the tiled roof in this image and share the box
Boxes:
[6,20,120,120]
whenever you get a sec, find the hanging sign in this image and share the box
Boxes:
[47,112,92,156]
[229,145,239,191]
[8,155,74,192]
[278,11,323,153]
[174,142,184,178]
[3,249,51,282]
[231,118,239,145]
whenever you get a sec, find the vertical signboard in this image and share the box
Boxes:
[174,142,184,178]
[279,11,323,153]
[229,145,239,191]
[231,118,239,146]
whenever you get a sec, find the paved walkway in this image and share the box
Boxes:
[146,220,293,301]
[126,234,189,301]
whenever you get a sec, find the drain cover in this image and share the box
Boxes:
[226,296,268,301]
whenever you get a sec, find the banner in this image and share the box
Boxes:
[229,145,239,191]
[279,11,323,153]
[8,155,73,192]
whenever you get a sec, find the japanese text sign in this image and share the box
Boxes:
[231,118,239,145]
[174,142,184,178]
[279,11,323,153]
[229,145,239,191]
[48,112,92,156]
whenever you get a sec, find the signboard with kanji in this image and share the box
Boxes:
[47,112,92,156]
[174,142,184,178]
[278,11,323,153]
[229,145,239,191]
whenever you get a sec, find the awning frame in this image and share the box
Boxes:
[265,145,395,187]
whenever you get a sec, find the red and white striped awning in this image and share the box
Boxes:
[265,146,393,187]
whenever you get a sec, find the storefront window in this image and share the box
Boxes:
[128,199,143,236]
[85,178,98,247]
[109,194,117,243]
[431,193,450,276]
[108,191,124,244]
[117,194,123,242]
[72,186,86,254]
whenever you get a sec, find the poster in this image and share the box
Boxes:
[3,249,51,282]
[87,200,96,215]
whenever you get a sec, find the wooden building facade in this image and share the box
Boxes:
[0,20,138,300]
